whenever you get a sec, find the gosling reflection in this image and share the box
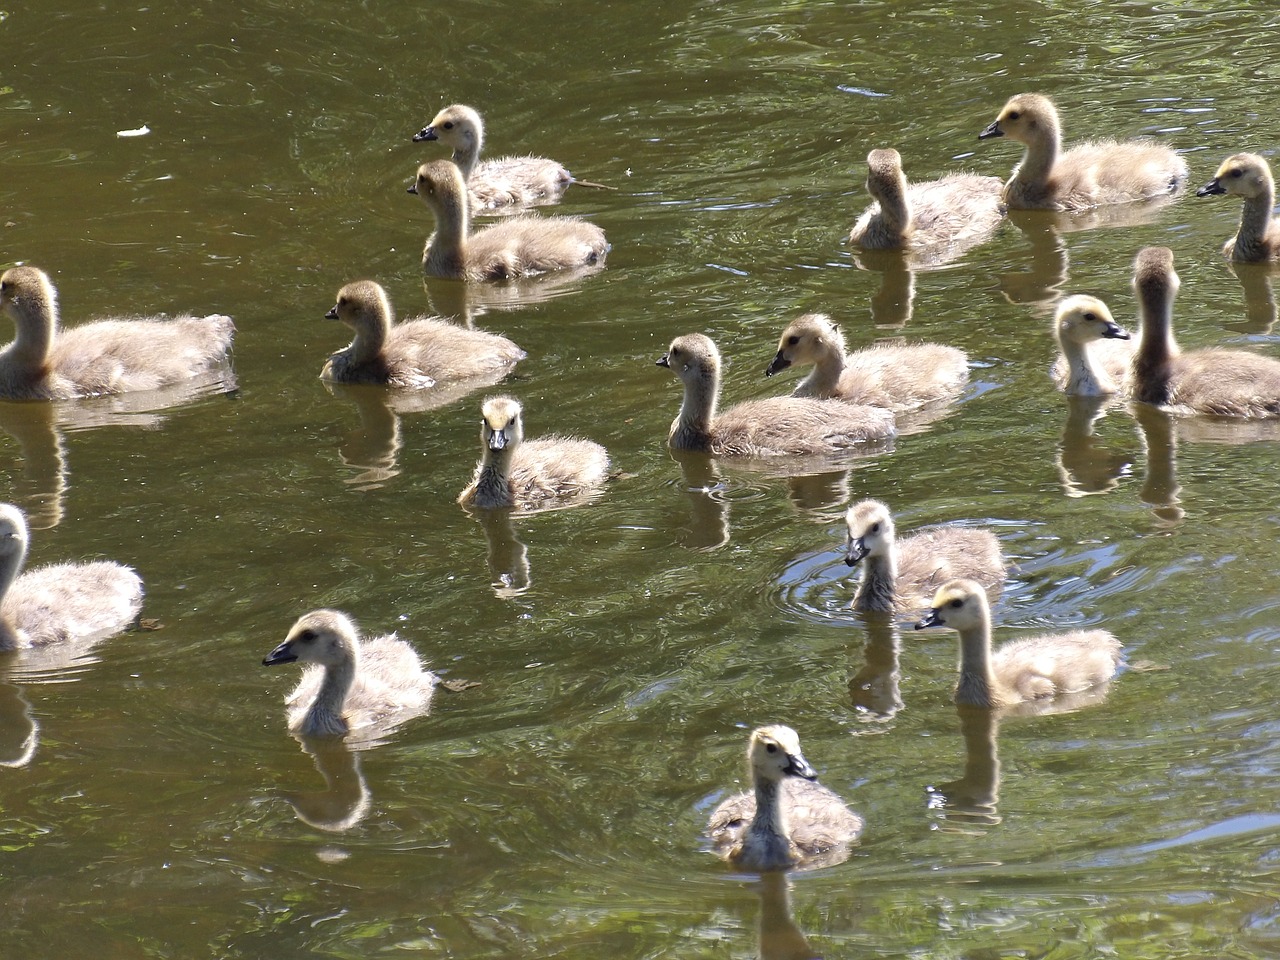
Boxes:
[926,704,1000,829]
[671,449,730,551]
[1056,396,1133,498]
[755,872,820,960]
[468,506,531,598]
[1227,261,1277,335]
[849,249,916,327]
[0,673,38,768]
[280,735,371,832]
[422,266,604,327]
[848,615,903,721]
[0,401,67,529]
[1132,401,1183,525]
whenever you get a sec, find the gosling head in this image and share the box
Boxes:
[264,610,359,668]
[864,147,906,194]
[0,503,30,563]
[844,499,895,567]
[979,92,1057,143]
[747,725,818,785]
[407,159,468,212]
[657,333,719,385]
[766,313,844,377]
[1132,246,1180,304]
[412,103,483,149]
[915,579,988,632]
[0,266,57,324]
[479,395,525,455]
[325,280,392,332]
[1196,152,1274,200]
[1054,295,1130,346]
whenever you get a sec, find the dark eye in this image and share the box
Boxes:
[298,629,317,643]
[765,743,777,753]
[787,335,799,346]
[870,523,880,534]
[1007,110,1020,121]
[949,598,963,609]
[1230,169,1243,178]
[443,121,454,130]
[1083,312,1096,321]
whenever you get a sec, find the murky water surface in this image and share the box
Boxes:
[3,1,1280,956]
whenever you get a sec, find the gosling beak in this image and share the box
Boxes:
[1196,177,1226,197]
[765,350,791,377]
[413,125,439,143]
[978,119,1004,140]
[915,608,944,630]
[262,640,298,666]
[1101,321,1130,340]
[406,181,418,195]
[784,752,818,781]
[324,306,339,320]
[487,428,509,451]
[655,354,671,368]
[845,538,869,566]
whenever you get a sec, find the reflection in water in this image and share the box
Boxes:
[422,267,604,326]
[783,469,850,514]
[1056,395,1134,498]
[1132,401,1183,526]
[926,704,1000,831]
[1226,261,1277,335]
[754,872,820,960]
[278,735,371,832]
[0,672,38,768]
[849,249,917,327]
[848,615,903,721]
[672,449,730,551]
[468,507,531,598]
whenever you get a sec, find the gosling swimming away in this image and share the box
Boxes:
[409,160,608,281]
[412,103,572,211]
[848,148,1003,251]
[262,609,436,739]
[916,579,1122,709]
[1126,246,1280,418]
[458,395,610,511]
[706,725,863,872]
[658,333,895,457]
[765,312,968,410]
[1050,295,1133,396]
[322,280,524,387]
[0,502,142,651]
[978,93,1188,211]
[1196,152,1280,262]
[0,265,235,400]
[844,499,1005,615]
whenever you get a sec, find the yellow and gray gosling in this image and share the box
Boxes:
[916,579,1121,709]
[706,725,863,872]
[979,93,1188,211]
[1050,295,1133,396]
[0,265,234,400]
[1196,152,1280,262]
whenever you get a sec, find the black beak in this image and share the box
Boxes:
[845,539,869,567]
[765,350,790,377]
[655,354,671,368]
[1196,178,1225,197]
[406,182,418,195]
[487,429,508,451]
[263,640,297,666]
[1101,321,1130,340]
[784,752,818,780]
[915,609,944,630]
[413,126,439,143]
[324,306,339,320]
[978,120,1003,140]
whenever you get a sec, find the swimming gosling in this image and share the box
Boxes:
[844,499,1005,615]
[979,93,1188,211]
[262,609,436,739]
[1126,246,1280,417]
[916,579,1122,709]
[659,333,895,457]
[0,502,142,651]
[1050,295,1133,396]
[409,160,608,280]
[322,280,524,387]
[706,725,863,872]
[766,312,968,410]
[1196,153,1280,262]
[458,395,610,511]
[412,103,572,211]
[0,266,234,400]
[848,148,1003,251]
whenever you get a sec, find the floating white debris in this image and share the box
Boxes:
[116,125,151,138]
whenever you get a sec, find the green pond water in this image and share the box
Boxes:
[3,1,1280,957]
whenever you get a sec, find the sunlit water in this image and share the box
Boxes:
[2,1,1280,957]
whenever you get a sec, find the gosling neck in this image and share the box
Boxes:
[472,447,515,508]
[670,367,718,452]
[422,192,470,279]
[450,128,482,181]
[0,292,58,373]
[348,314,389,368]
[853,545,899,613]
[1234,179,1276,261]
[303,647,358,737]
[0,534,28,650]
[873,176,912,244]
[743,775,795,867]
[1058,335,1113,396]
[953,621,1006,708]
[796,344,847,399]
[1132,281,1179,406]
[1010,125,1059,194]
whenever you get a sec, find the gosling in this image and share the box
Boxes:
[409,160,608,281]
[848,148,1003,251]
[412,103,572,211]
[765,312,968,410]
[458,395,610,511]
[0,502,142,651]
[1126,246,1280,417]
[1050,295,1133,396]
[322,280,524,387]
[262,609,436,739]
[844,499,1005,615]
[1196,153,1280,262]
[706,725,863,872]
[979,93,1188,211]
[0,266,234,401]
[658,333,895,457]
[916,579,1122,709]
